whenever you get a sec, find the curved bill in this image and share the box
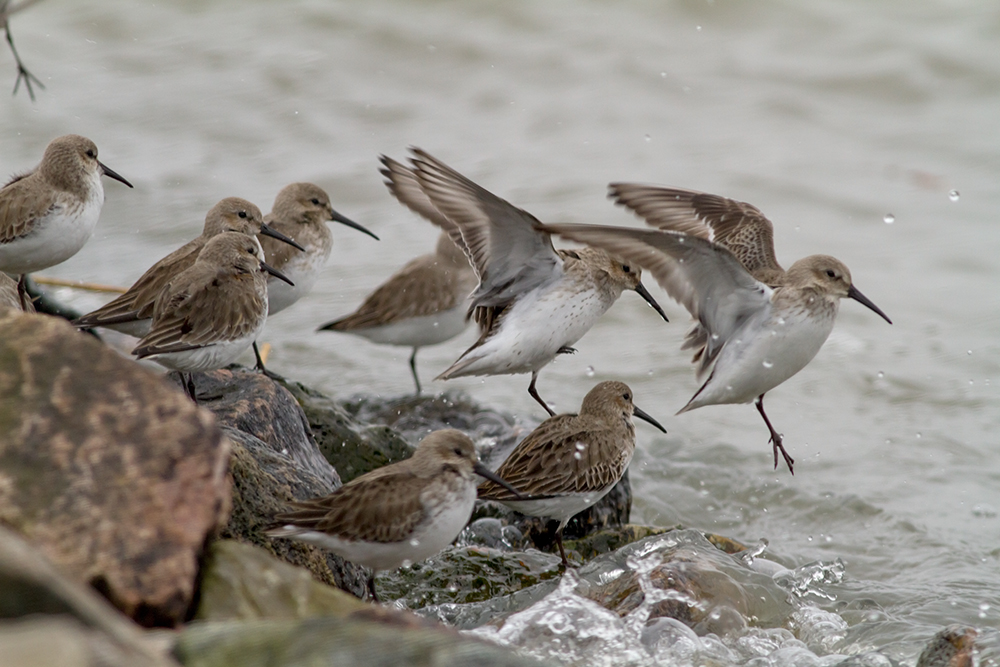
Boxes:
[99,161,133,188]
[260,222,306,252]
[633,405,667,433]
[260,260,295,286]
[332,209,380,241]
[634,282,669,323]
[473,461,527,500]
[847,285,892,324]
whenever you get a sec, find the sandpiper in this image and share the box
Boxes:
[478,380,665,566]
[381,149,669,416]
[543,186,892,474]
[267,428,524,601]
[0,135,132,309]
[318,231,476,394]
[131,231,293,402]
[253,182,378,375]
[74,197,300,337]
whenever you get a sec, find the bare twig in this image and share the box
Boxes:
[1,0,44,101]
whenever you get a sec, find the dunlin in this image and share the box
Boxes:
[318,231,476,394]
[267,428,524,601]
[253,182,379,375]
[478,380,665,566]
[131,231,293,402]
[0,135,132,308]
[543,186,892,474]
[381,149,669,416]
[74,197,300,337]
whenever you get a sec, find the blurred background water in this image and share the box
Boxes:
[2,1,999,664]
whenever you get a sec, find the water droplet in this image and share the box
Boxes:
[711,333,720,340]
[762,360,774,369]
[969,379,974,385]
[432,321,439,328]
[949,189,960,202]
[967,350,973,355]
[915,432,922,439]
[696,25,702,31]
[585,365,595,377]
[883,213,895,224]
[409,538,420,547]
[576,442,587,451]
[644,134,651,143]
[877,371,885,379]
[574,452,582,460]
[660,71,667,78]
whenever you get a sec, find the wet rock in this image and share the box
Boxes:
[916,625,977,667]
[172,368,339,488]
[195,539,367,621]
[562,524,676,561]
[0,526,178,667]
[175,616,549,667]
[0,312,230,627]
[282,380,414,482]
[376,544,563,610]
[576,529,791,628]
[217,427,369,598]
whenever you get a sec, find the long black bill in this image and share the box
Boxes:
[260,260,295,286]
[847,284,892,324]
[332,209,380,240]
[633,405,667,433]
[473,461,526,500]
[99,161,133,188]
[634,282,669,323]
[260,222,306,252]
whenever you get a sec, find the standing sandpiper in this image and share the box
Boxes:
[267,428,524,601]
[0,135,132,308]
[319,157,476,394]
[74,197,300,337]
[254,182,378,375]
[478,380,665,566]
[543,186,892,474]
[131,231,293,402]
[380,149,669,416]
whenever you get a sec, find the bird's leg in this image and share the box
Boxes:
[15,273,30,311]
[252,341,281,380]
[556,346,577,355]
[555,529,569,569]
[755,394,794,475]
[367,572,380,603]
[184,373,199,405]
[528,371,555,416]
[409,348,421,395]
[4,19,44,101]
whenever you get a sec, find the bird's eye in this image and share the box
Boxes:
[85,149,96,158]
[238,211,248,219]
[825,269,836,278]
[310,198,320,205]
[622,264,631,273]
[453,447,463,456]
[623,393,631,401]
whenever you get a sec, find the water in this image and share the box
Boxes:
[4,1,999,664]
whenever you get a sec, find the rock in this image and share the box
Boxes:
[916,625,977,667]
[0,525,178,667]
[282,380,414,482]
[576,529,791,628]
[174,617,550,667]
[195,539,368,621]
[0,312,231,627]
[217,428,369,598]
[172,368,339,488]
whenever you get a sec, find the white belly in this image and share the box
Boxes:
[266,248,329,315]
[0,194,103,274]
[343,305,469,347]
[447,280,616,377]
[497,486,616,526]
[688,304,837,408]
[147,327,262,373]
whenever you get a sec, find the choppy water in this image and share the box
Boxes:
[4,1,999,664]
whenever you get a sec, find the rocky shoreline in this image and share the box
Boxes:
[0,308,975,667]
